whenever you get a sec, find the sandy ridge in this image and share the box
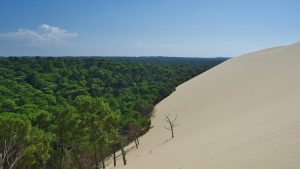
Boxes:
[109,42,300,169]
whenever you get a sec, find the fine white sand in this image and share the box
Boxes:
[109,42,300,169]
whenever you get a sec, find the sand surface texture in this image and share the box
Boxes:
[109,42,300,169]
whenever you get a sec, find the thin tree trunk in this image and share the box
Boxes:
[171,126,174,138]
[100,144,105,169]
[112,146,116,167]
[59,144,64,169]
[93,143,99,169]
[40,158,45,169]
[121,146,126,165]
[134,139,138,149]
[0,156,3,169]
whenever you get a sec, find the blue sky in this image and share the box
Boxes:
[0,0,299,57]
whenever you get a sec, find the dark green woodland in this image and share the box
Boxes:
[0,56,226,169]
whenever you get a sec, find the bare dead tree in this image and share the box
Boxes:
[164,114,178,138]
[0,133,26,169]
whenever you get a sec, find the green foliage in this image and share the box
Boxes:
[0,113,52,169]
[0,56,226,168]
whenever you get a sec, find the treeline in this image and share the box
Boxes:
[0,56,226,169]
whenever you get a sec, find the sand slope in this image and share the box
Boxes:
[109,42,300,169]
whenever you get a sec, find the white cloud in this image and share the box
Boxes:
[0,24,78,45]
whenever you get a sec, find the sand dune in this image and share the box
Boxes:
[109,42,300,169]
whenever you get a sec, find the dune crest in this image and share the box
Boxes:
[110,42,300,169]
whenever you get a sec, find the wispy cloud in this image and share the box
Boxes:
[0,24,78,46]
